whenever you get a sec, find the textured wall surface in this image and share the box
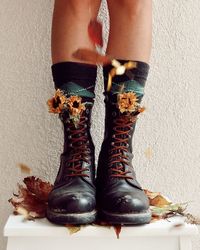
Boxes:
[0,0,200,249]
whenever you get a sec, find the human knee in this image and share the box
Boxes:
[114,0,149,17]
[67,0,94,16]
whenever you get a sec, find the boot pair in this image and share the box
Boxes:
[46,61,151,225]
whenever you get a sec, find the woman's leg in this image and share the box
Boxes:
[52,0,101,64]
[106,0,152,62]
[47,0,101,225]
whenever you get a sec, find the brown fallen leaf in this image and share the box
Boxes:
[144,147,153,160]
[9,183,47,219]
[113,225,121,239]
[17,163,31,174]
[23,176,53,202]
[144,189,161,200]
[107,60,137,92]
[66,225,81,235]
[72,48,111,65]
[150,195,171,207]
[150,216,161,223]
[88,19,103,47]
[184,213,200,225]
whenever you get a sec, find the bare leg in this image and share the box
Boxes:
[52,0,101,64]
[106,0,152,63]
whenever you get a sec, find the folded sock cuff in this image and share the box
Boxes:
[52,61,97,89]
[103,60,150,90]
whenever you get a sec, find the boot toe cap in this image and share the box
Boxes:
[102,190,149,214]
[48,190,96,213]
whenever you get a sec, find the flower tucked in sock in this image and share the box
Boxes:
[103,60,149,114]
[47,61,97,126]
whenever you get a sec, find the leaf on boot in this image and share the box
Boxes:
[72,48,111,65]
[88,19,103,47]
[23,176,53,202]
[17,163,31,174]
[113,225,121,239]
[9,181,49,219]
[65,225,81,235]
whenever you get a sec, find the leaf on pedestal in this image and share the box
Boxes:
[113,225,121,239]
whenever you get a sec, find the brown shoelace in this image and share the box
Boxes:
[66,115,90,177]
[108,113,137,179]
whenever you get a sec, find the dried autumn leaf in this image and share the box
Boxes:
[150,203,186,218]
[72,48,111,65]
[88,19,103,47]
[23,176,53,202]
[66,225,81,235]
[15,206,29,219]
[144,189,161,200]
[150,216,161,223]
[9,184,47,219]
[113,225,121,239]
[107,60,137,91]
[17,163,31,174]
[144,147,153,160]
[150,195,171,207]
[184,213,200,225]
[93,220,112,229]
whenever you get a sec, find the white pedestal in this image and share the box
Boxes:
[4,215,198,250]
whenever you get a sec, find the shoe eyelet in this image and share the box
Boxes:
[86,109,90,114]
[68,135,72,139]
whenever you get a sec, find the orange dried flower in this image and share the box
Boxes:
[47,89,67,113]
[117,92,139,113]
[66,96,86,117]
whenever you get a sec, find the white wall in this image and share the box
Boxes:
[0,0,200,249]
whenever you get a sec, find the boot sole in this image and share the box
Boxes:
[98,209,152,225]
[46,208,97,225]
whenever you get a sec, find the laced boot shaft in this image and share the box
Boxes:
[62,114,91,178]
[96,60,151,225]
[54,104,95,185]
[97,94,139,185]
[108,111,138,180]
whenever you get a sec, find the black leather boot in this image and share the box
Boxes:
[47,96,96,225]
[96,61,151,225]
[46,62,98,225]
